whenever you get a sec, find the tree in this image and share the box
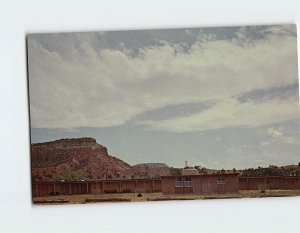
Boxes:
[198,167,208,175]
[132,172,150,179]
[54,170,88,181]
[169,167,182,176]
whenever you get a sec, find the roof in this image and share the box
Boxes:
[32,177,162,183]
[239,175,300,179]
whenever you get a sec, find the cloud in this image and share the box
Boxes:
[267,126,300,145]
[260,141,270,147]
[215,137,221,142]
[226,147,245,159]
[28,25,299,130]
[139,96,299,132]
[267,126,284,138]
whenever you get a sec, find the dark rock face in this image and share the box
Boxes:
[31,138,133,181]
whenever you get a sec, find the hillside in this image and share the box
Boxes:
[132,163,170,178]
[31,137,133,181]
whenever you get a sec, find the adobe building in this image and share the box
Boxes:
[161,173,239,195]
[32,175,300,198]
[239,176,300,190]
[32,178,162,197]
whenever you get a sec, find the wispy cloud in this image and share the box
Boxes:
[139,96,299,132]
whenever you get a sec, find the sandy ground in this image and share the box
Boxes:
[32,189,300,205]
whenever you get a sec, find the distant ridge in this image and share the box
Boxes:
[133,163,168,167]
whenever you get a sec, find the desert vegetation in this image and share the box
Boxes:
[240,164,300,177]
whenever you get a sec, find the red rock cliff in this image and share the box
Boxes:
[31,137,133,181]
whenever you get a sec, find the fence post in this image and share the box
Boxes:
[69,182,72,195]
[35,183,39,197]
[151,180,154,192]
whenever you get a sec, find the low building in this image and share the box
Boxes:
[161,173,239,195]
[32,178,162,197]
[239,176,300,190]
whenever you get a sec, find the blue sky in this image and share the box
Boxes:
[28,24,300,169]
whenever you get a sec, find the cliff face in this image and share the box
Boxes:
[31,138,133,181]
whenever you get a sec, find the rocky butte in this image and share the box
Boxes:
[31,137,133,181]
[31,137,171,181]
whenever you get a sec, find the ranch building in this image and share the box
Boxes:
[161,173,240,195]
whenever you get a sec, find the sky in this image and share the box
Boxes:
[28,24,300,169]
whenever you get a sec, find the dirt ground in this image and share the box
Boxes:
[32,190,300,205]
[239,189,300,198]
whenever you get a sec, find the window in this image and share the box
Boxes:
[176,176,192,187]
[217,176,225,185]
[175,177,183,187]
[184,176,192,187]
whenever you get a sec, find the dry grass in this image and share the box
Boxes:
[240,189,300,198]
